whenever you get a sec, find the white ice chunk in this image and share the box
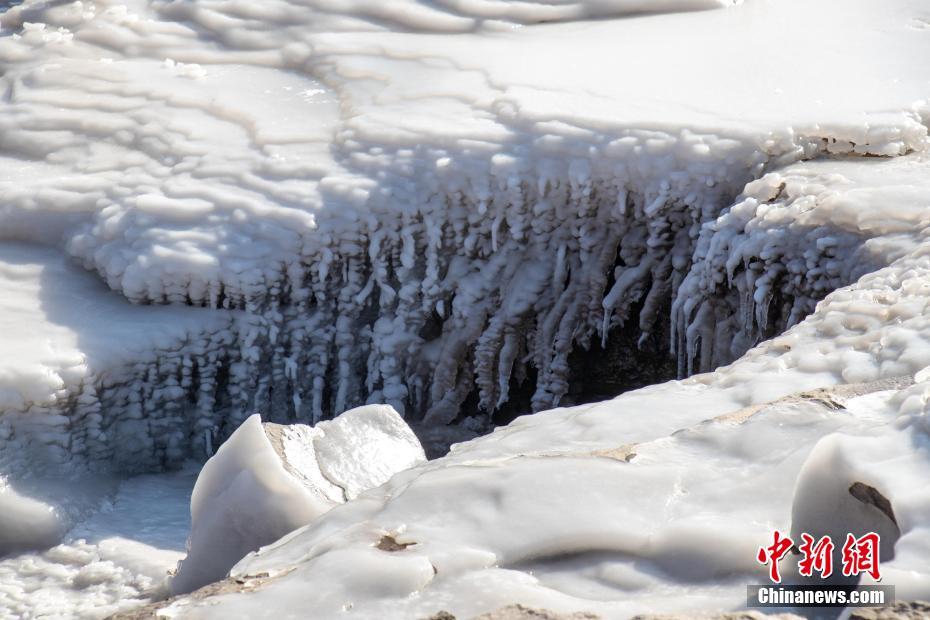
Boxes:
[313,404,427,501]
[170,415,332,594]
[170,406,425,594]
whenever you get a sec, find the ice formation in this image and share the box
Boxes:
[169,415,330,596]
[2,0,930,617]
[171,406,425,594]
[0,470,195,618]
[673,154,930,375]
[2,0,930,470]
[0,242,240,472]
[0,481,65,556]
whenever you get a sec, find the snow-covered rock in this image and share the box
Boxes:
[170,406,425,594]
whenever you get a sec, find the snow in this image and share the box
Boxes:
[0,483,65,557]
[2,0,930,617]
[157,381,930,618]
[674,152,930,375]
[310,404,428,500]
[0,405,424,617]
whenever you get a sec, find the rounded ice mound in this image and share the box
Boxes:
[787,434,901,585]
[170,406,425,594]
[0,483,63,556]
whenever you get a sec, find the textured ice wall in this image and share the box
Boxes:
[150,150,930,614]
[673,154,930,375]
[1,0,930,469]
[0,242,251,473]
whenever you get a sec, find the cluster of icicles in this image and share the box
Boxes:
[6,155,882,473]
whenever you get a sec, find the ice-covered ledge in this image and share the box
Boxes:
[1,0,929,436]
[2,1,930,617]
[0,242,242,471]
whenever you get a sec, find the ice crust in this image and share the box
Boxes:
[158,382,930,619]
[169,414,332,595]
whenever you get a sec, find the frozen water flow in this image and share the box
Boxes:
[0,241,237,472]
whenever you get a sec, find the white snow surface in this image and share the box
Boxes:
[2,0,930,617]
